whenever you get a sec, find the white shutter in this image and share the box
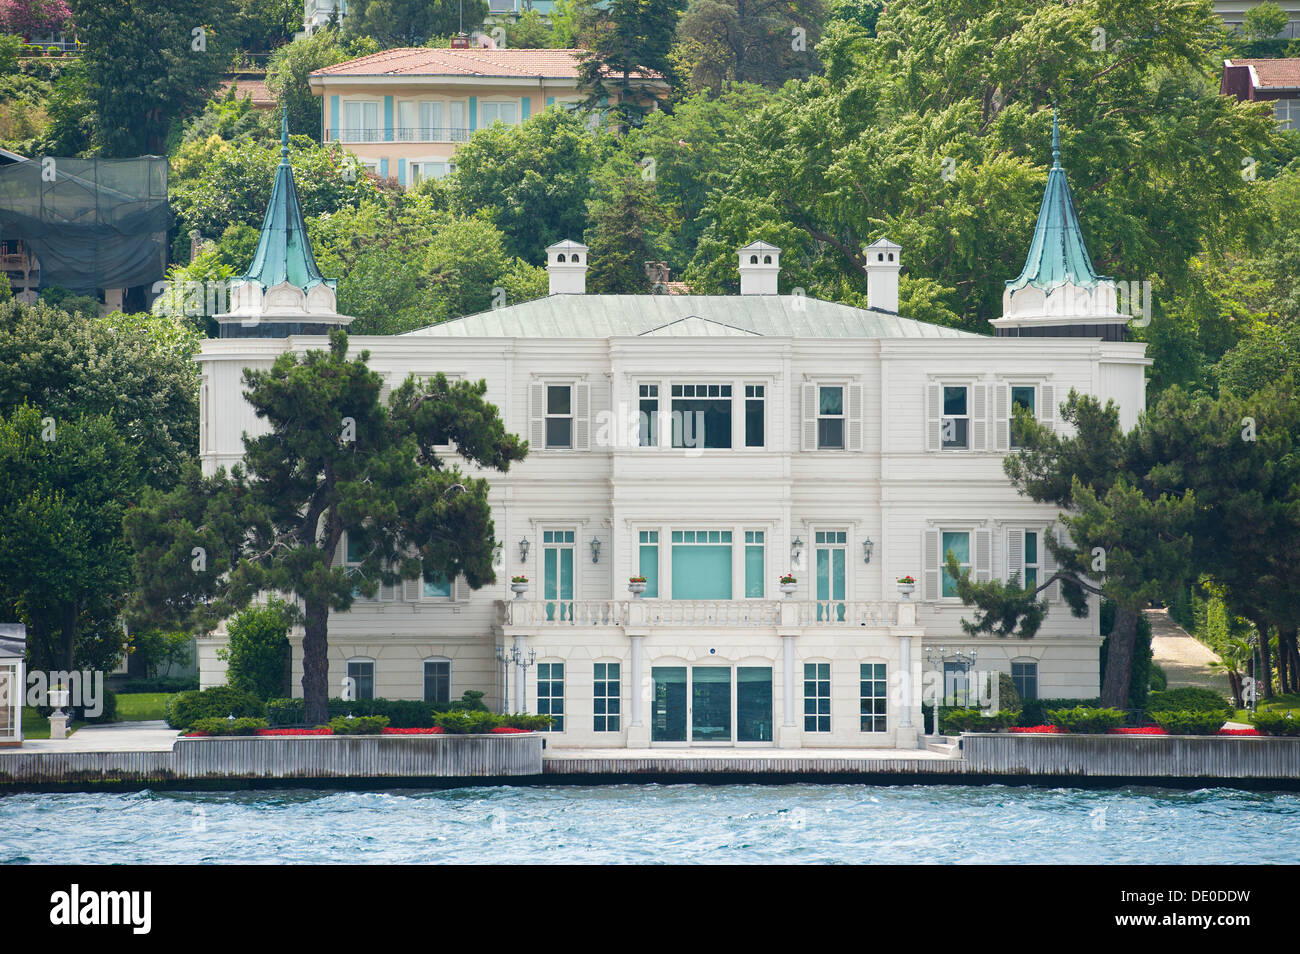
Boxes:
[529,382,546,450]
[972,384,988,451]
[801,383,818,451]
[380,580,397,602]
[995,384,1010,452]
[974,527,992,583]
[923,528,940,601]
[573,381,590,450]
[1006,528,1024,586]
[1040,383,1056,431]
[925,383,941,451]
[404,578,421,602]
[333,535,345,567]
[846,384,864,452]
[1044,525,1060,602]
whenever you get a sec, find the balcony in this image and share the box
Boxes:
[500,599,917,631]
[330,127,472,144]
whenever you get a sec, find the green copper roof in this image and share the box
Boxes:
[241,111,330,291]
[1006,111,1103,293]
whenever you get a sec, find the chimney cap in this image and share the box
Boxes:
[547,239,589,253]
[865,237,901,252]
[738,240,781,254]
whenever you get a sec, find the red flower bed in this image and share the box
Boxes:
[255,728,333,736]
[184,731,211,737]
[1217,728,1262,736]
[1007,725,1064,734]
[1109,727,1167,735]
[380,727,444,735]
[489,726,531,734]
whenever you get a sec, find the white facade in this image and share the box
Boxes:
[197,240,1149,750]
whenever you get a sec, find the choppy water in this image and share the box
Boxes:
[2,784,1298,864]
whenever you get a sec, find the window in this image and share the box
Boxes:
[744,530,765,598]
[593,662,620,732]
[1023,530,1040,590]
[639,530,659,597]
[943,661,970,706]
[347,659,374,701]
[422,573,452,599]
[1012,661,1039,701]
[448,101,467,141]
[423,659,450,704]
[543,530,575,620]
[410,161,451,186]
[545,384,573,448]
[671,383,732,449]
[941,530,970,598]
[481,101,517,127]
[745,385,765,447]
[418,100,444,139]
[860,663,887,732]
[344,531,371,599]
[397,100,416,140]
[670,530,733,599]
[638,384,659,447]
[817,385,845,449]
[942,385,969,449]
[804,662,830,732]
[537,662,564,731]
[1010,385,1035,449]
[342,100,379,142]
[815,530,846,621]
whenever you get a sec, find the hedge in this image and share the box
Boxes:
[1047,706,1127,733]
[166,687,266,729]
[114,677,199,694]
[939,708,1019,734]
[1145,687,1231,715]
[1018,697,1099,727]
[266,690,490,727]
[188,716,269,736]
[1148,710,1227,735]
[328,715,389,735]
[1251,711,1300,737]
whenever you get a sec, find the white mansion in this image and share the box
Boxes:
[197,117,1148,749]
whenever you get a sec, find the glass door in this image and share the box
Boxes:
[737,667,773,742]
[816,531,846,621]
[651,667,687,742]
[543,530,574,621]
[691,667,731,742]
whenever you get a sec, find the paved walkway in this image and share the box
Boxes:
[5,720,179,755]
[1146,608,1230,692]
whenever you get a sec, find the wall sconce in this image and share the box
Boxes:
[518,536,530,562]
[590,537,601,563]
[862,537,874,563]
[791,536,804,565]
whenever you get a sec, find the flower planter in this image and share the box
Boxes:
[510,582,529,600]
[628,582,647,598]
[896,583,915,601]
[779,582,798,598]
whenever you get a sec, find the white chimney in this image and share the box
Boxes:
[864,238,901,313]
[737,241,780,295]
[546,239,588,295]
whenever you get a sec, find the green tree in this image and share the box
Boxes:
[126,332,527,722]
[342,0,488,45]
[0,404,137,672]
[1243,2,1288,41]
[69,0,237,156]
[266,29,379,140]
[578,0,685,126]
[585,160,675,292]
[448,107,606,263]
[219,598,293,699]
[671,0,825,93]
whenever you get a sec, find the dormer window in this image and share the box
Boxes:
[557,253,566,262]
[763,255,772,264]
[749,254,758,264]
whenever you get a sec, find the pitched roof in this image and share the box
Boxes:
[1226,58,1300,90]
[1006,111,1105,293]
[402,295,981,339]
[242,113,331,292]
[219,75,275,109]
[312,47,658,80]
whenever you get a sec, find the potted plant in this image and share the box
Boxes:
[779,574,798,598]
[510,575,529,599]
[628,576,648,598]
[896,575,916,600]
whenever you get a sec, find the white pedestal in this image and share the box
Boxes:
[627,725,650,748]
[895,726,919,749]
[49,713,68,740]
[777,724,801,749]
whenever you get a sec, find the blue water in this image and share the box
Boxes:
[2,784,1298,864]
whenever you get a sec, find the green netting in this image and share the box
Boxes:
[0,157,171,293]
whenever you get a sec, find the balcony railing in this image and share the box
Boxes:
[501,599,903,628]
[331,127,471,144]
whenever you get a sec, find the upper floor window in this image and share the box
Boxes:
[639,384,659,447]
[802,382,862,451]
[341,100,379,142]
[1009,385,1035,449]
[818,386,845,449]
[529,380,589,451]
[481,101,518,127]
[546,385,572,448]
[672,383,732,449]
[942,385,969,450]
[745,385,765,447]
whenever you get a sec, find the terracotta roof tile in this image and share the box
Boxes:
[219,76,275,108]
[1228,58,1300,90]
[311,47,658,80]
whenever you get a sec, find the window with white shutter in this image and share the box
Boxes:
[528,381,546,450]
[846,384,864,451]
[801,382,818,451]
[923,528,941,601]
[973,527,992,582]
[971,384,989,451]
[995,384,1010,452]
[925,383,942,451]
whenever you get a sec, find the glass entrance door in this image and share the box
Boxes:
[691,667,731,742]
[737,667,773,742]
[651,666,687,742]
[816,531,846,621]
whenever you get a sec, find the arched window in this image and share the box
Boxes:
[556,253,566,263]
[749,254,758,264]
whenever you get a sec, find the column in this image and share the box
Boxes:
[777,634,800,748]
[898,635,913,728]
[626,633,650,747]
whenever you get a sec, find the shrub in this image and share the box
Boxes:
[1149,664,1168,692]
[940,708,1019,734]
[1047,706,1126,733]
[115,677,199,694]
[498,713,552,731]
[1148,710,1227,735]
[166,686,266,729]
[188,716,270,736]
[435,710,499,734]
[265,690,490,727]
[1145,687,1231,715]
[328,715,389,735]
[266,697,305,725]
[1251,711,1300,737]
[995,672,1021,712]
[1018,697,1098,727]
[219,600,293,700]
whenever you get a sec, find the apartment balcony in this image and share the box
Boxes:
[499,598,919,634]
[329,127,472,145]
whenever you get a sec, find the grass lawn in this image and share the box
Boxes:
[1233,691,1300,723]
[115,692,175,722]
[20,707,84,740]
